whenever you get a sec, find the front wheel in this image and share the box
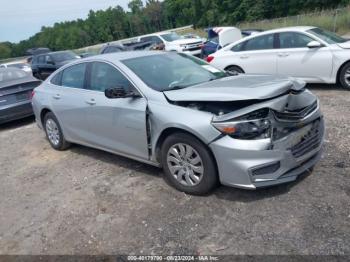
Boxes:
[161,133,218,195]
[339,62,350,90]
[225,65,244,75]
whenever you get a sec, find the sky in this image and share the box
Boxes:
[0,0,137,43]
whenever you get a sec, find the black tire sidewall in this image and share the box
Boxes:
[43,112,67,150]
[161,133,218,195]
[226,66,244,75]
[340,63,350,90]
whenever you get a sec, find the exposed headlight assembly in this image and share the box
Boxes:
[211,109,272,140]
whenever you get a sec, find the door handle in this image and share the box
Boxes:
[85,99,96,105]
[240,55,249,59]
[53,94,61,99]
[278,53,290,57]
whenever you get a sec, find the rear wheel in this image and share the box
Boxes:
[161,133,218,195]
[225,65,244,75]
[44,112,70,150]
[339,62,350,90]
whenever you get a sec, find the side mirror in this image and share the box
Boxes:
[307,41,322,48]
[47,60,55,65]
[105,87,141,99]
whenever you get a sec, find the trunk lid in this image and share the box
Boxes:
[0,81,41,106]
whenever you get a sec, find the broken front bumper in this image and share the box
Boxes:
[209,116,325,189]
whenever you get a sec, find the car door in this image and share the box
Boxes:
[230,33,278,74]
[276,32,333,81]
[50,62,91,143]
[84,61,149,160]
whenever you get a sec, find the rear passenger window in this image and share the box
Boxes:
[243,34,274,51]
[51,71,62,85]
[38,56,45,63]
[103,46,123,54]
[152,36,163,44]
[61,63,87,89]
[231,42,245,52]
[140,37,151,42]
[89,62,133,92]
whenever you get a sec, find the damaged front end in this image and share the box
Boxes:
[166,79,325,189]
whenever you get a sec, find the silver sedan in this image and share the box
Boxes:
[32,51,324,195]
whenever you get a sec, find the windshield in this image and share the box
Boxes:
[0,69,28,83]
[160,32,182,42]
[209,36,219,43]
[8,63,27,68]
[51,51,78,62]
[307,28,347,44]
[122,53,227,91]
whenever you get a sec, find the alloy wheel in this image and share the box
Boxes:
[344,68,350,86]
[166,143,204,187]
[45,119,60,146]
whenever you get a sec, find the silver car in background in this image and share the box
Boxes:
[32,51,324,195]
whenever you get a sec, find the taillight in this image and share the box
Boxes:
[206,56,214,63]
[30,90,35,100]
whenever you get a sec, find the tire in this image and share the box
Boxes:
[161,132,218,195]
[225,65,244,75]
[43,112,70,150]
[339,62,350,90]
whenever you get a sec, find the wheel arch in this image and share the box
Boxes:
[336,60,350,83]
[40,108,52,126]
[153,127,218,171]
[224,65,245,73]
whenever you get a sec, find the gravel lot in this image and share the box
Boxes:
[0,84,349,255]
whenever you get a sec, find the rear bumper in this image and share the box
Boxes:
[209,117,325,189]
[0,101,33,124]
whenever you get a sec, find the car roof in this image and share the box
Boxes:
[261,26,316,34]
[34,50,73,56]
[80,51,165,63]
[226,26,317,48]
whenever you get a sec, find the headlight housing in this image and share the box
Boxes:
[211,109,272,140]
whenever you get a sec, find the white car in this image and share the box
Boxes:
[0,62,32,74]
[139,31,204,56]
[207,26,350,89]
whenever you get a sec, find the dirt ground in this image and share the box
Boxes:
[0,84,349,255]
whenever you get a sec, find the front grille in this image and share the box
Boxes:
[274,101,318,121]
[290,120,322,158]
[186,46,201,51]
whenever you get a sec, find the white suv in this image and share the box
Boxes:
[139,32,204,56]
[208,26,350,90]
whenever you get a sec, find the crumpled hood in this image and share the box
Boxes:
[337,41,350,49]
[164,75,305,102]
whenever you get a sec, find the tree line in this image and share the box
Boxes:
[0,0,349,59]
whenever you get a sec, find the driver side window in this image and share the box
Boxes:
[88,62,133,92]
[45,55,53,64]
[279,32,314,48]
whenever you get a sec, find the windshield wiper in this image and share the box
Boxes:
[166,85,188,91]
